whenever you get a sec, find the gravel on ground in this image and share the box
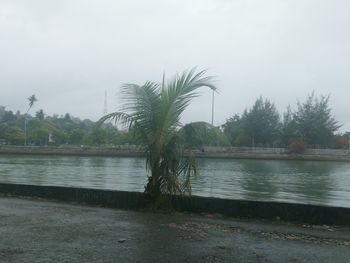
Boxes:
[0,196,349,262]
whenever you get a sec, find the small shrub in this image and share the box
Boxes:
[335,136,349,149]
[288,138,306,154]
[235,135,250,146]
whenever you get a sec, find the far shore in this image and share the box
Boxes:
[1,145,350,162]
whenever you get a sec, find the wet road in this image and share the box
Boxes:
[0,197,349,262]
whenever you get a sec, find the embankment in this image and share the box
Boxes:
[1,145,350,161]
[0,145,143,157]
[0,183,349,226]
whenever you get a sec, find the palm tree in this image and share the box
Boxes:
[24,94,38,146]
[99,69,216,199]
[28,95,37,109]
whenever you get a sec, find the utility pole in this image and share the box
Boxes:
[24,118,27,146]
[103,90,109,146]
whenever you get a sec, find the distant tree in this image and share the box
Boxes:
[69,128,85,145]
[86,128,107,145]
[4,126,25,144]
[241,97,281,146]
[0,107,16,140]
[222,114,245,145]
[111,130,135,146]
[0,106,5,119]
[280,105,298,146]
[64,113,71,122]
[179,122,230,148]
[51,129,68,145]
[30,126,50,146]
[35,109,45,121]
[294,93,340,147]
[2,110,15,123]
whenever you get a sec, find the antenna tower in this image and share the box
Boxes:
[103,90,108,115]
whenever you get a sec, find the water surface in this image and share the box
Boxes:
[0,154,349,207]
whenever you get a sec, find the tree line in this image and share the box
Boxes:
[0,93,348,150]
[0,106,135,146]
[222,93,348,150]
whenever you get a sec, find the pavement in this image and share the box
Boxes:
[0,196,349,262]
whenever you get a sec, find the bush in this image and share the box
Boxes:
[288,138,306,153]
[235,134,250,146]
[335,136,349,149]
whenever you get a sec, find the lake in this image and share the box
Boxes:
[0,154,350,208]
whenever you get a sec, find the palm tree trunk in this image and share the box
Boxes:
[145,151,162,199]
[146,165,160,196]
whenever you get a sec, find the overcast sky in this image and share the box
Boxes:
[1,0,349,131]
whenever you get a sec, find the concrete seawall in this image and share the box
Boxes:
[194,152,350,161]
[0,183,349,226]
[1,145,350,161]
[0,145,144,157]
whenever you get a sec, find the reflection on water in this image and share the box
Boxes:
[285,161,333,204]
[194,159,349,207]
[239,161,279,200]
[0,155,350,207]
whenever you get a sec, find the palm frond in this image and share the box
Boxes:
[157,68,217,146]
[97,112,133,128]
[26,94,38,113]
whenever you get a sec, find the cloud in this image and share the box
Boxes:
[1,0,349,130]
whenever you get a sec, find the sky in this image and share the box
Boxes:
[1,0,350,131]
